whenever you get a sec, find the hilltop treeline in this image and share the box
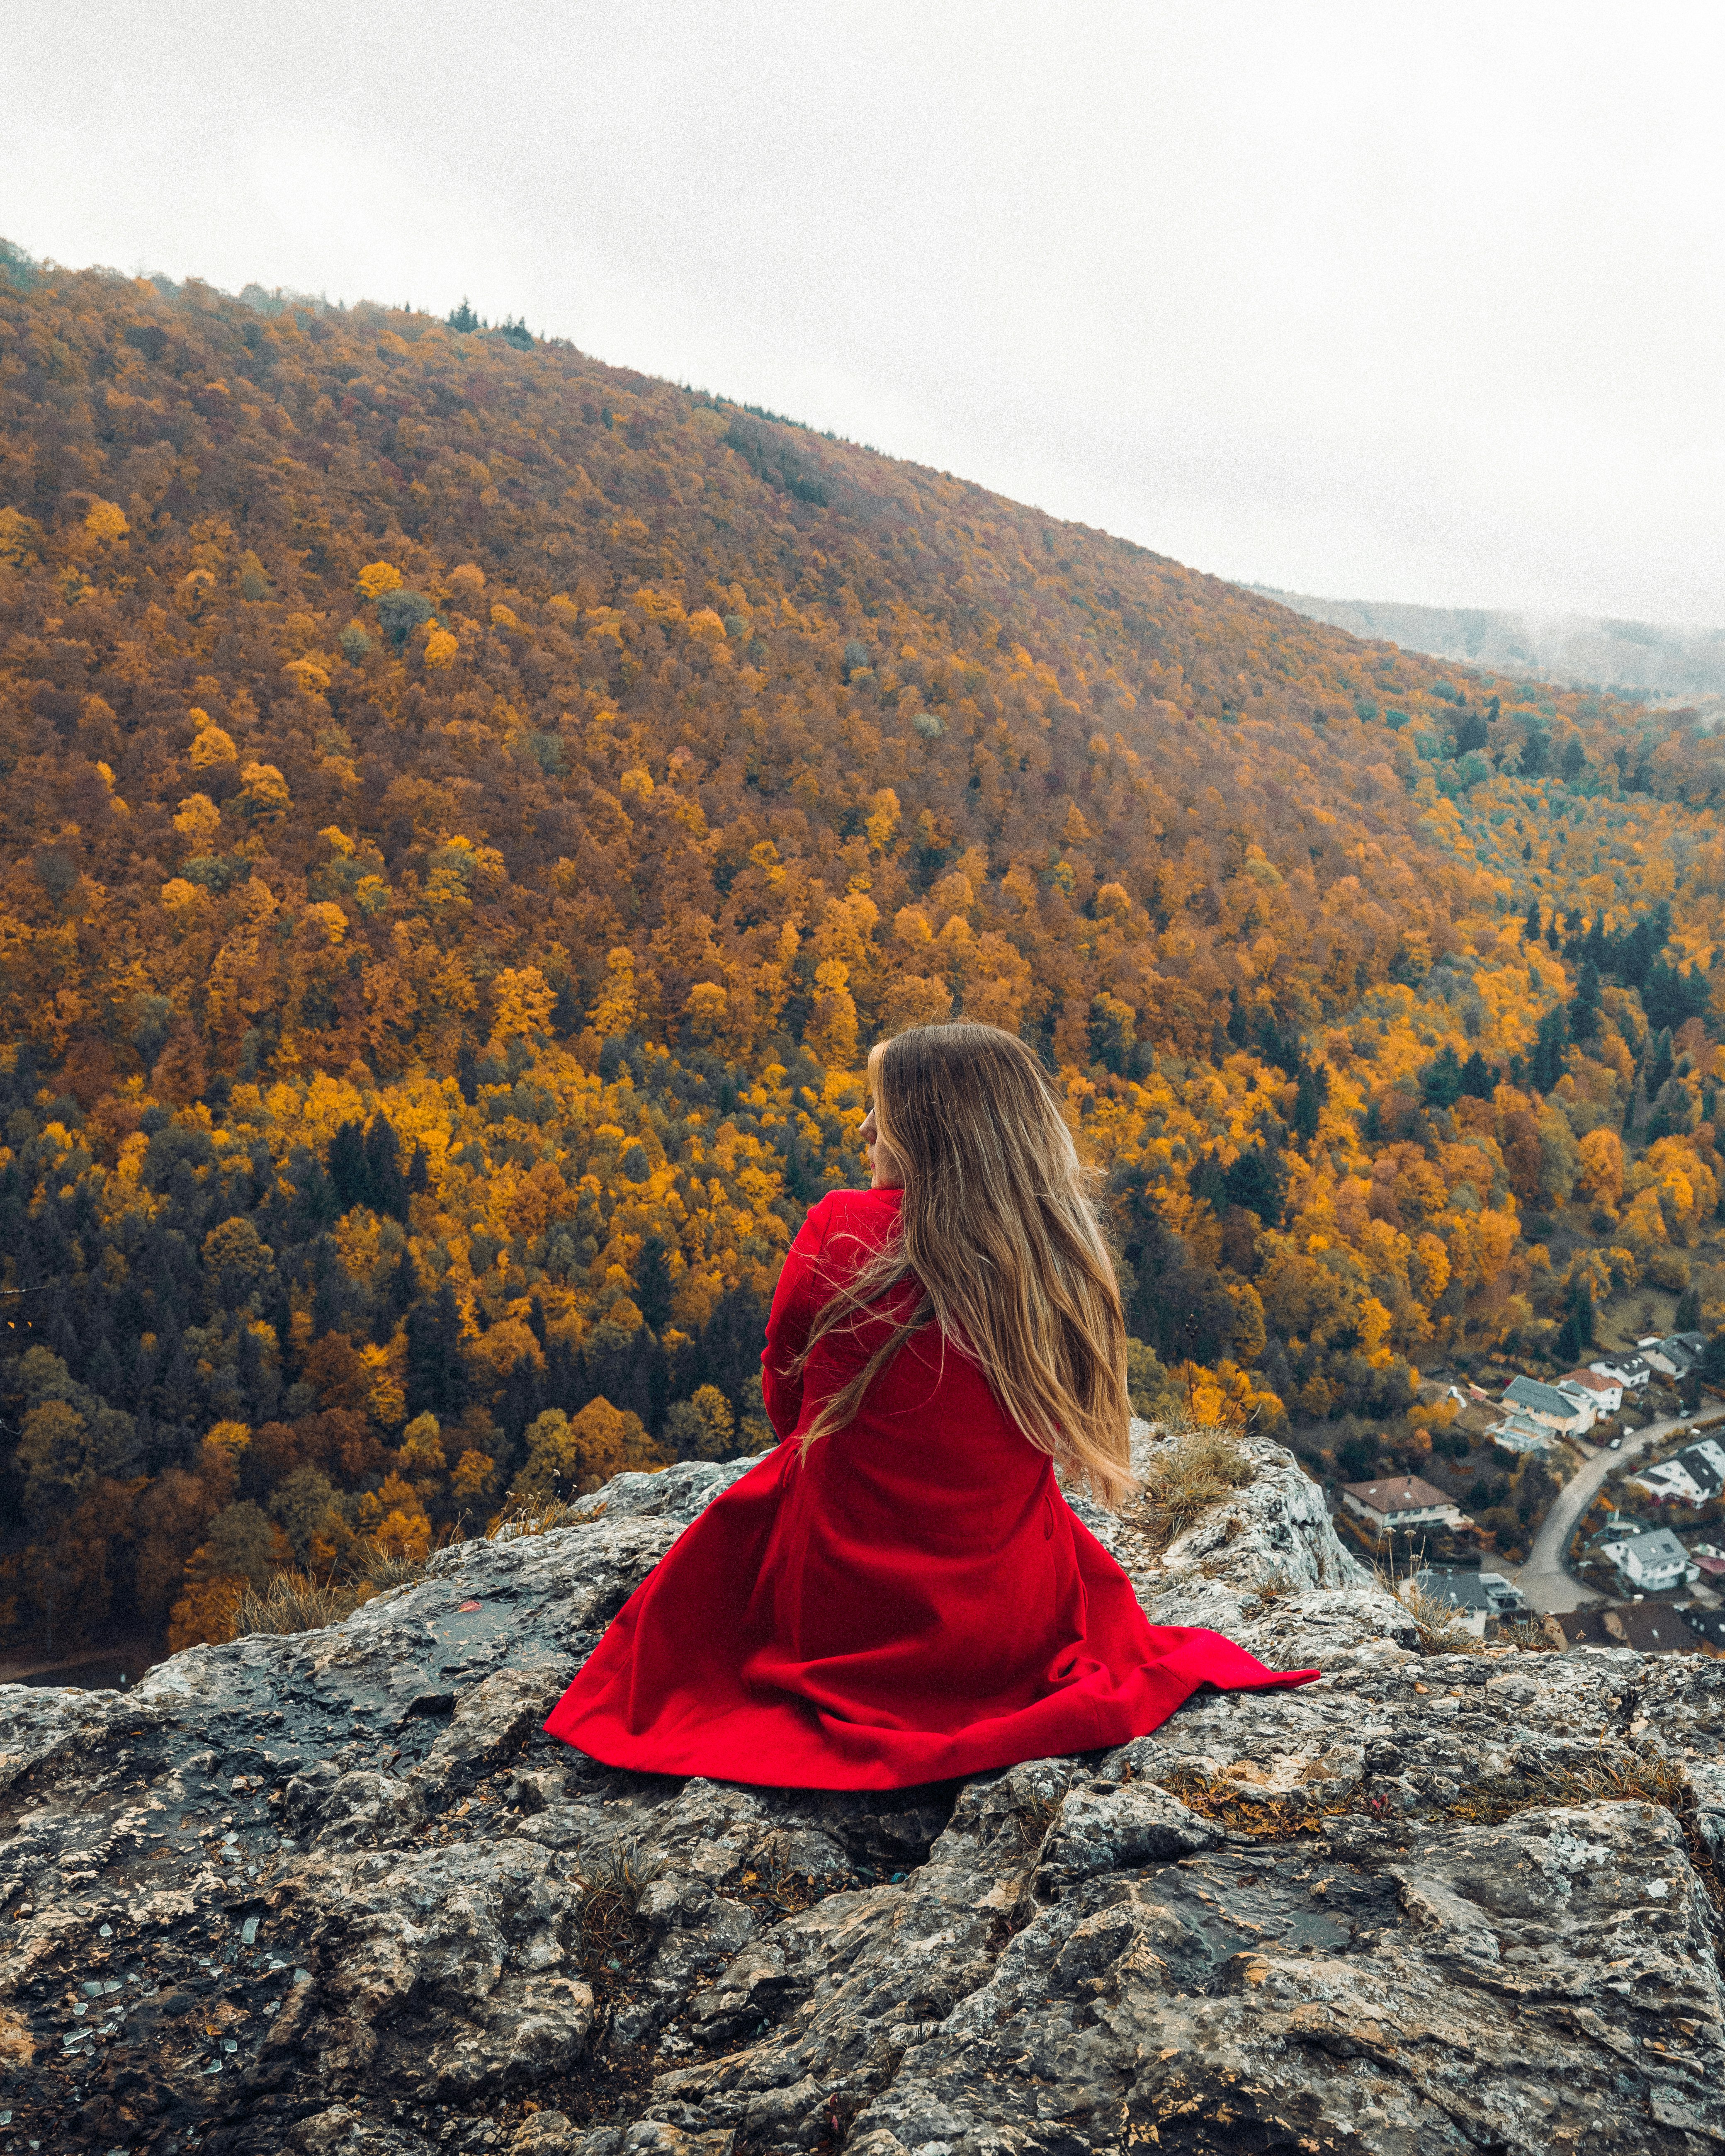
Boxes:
[3,245,1725,1658]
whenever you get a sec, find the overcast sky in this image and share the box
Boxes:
[5,3,1723,623]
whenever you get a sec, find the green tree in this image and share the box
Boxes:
[1421,1044,1463,1109]
[664,1385,736,1459]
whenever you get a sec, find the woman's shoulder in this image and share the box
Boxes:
[798,1184,901,1247]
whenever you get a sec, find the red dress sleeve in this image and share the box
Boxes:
[760,1196,836,1440]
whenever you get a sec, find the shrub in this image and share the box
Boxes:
[1128,1426,1256,1553]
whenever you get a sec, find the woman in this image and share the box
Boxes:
[544,1023,1314,1789]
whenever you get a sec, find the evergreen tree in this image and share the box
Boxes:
[1529,1005,1569,1093]
[1453,708,1490,756]
[1224,1140,1285,1227]
[1421,1044,1463,1109]
[406,1282,469,1419]
[1645,1027,1675,1102]
[1225,992,1250,1049]
[1458,1050,1495,1100]
[1565,1274,1596,1350]
[327,1119,368,1212]
[690,1284,772,1423]
[1292,1064,1328,1144]
[636,1234,674,1333]
[1567,958,1602,1041]
[363,1116,408,1223]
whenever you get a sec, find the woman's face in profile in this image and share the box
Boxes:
[859,1077,907,1191]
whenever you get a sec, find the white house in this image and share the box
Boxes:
[1592,1353,1651,1392]
[1628,1438,1725,1507]
[1502,1375,1594,1435]
[1341,1476,1465,1537]
[1645,1334,1706,1380]
[1632,1459,1710,1505]
[1560,1368,1623,1417]
[1599,1527,1699,1593]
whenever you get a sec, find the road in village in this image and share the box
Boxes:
[1514,1409,1695,1613]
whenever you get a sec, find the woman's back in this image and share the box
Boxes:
[746,1187,1091,1726]
[766,1185,1051,1534]
[544,1053,1316,1791]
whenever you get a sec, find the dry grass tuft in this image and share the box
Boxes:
[488,1496,608,1542]
[234,1535,445,1638]
[1125,1427,1258,1555]
[1385,1570,1482,1657]
[576,1838,665,2010]
[235,1569,376,1637]
[358,1545,432,1590]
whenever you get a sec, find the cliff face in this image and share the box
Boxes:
[4,1432,1725,2156]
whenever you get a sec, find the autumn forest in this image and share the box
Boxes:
[5,239,1725,1665]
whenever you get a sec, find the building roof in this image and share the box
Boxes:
[1342,1475,1455,1515]
[1592,1353,1649,1379]
[1504,1375,1582,1418]
[1610,1605,1705,1654]
[1560,1368,1621,1396]
[1678,1605,1725,1649]
[1672,1332,1707,1352]
[1414,1568,1493,1611]
[1635,1461,1699,1494]
[1554,1607,1623,1649]
[1632,1446,1725,1500]
[1556,1604,1704,1653]
[1602,1526,1691,1566]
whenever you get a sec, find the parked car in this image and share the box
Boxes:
[1609,1438,1621,1449]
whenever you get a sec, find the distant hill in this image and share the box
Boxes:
[1257,588,1725,709]
[5,238,1725,1671]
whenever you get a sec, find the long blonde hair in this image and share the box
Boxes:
[790,1022,1134,1505]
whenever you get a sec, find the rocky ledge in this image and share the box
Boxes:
[4,1428,1725,2156]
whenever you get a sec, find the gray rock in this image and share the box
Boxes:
[4,1423,1725,2153]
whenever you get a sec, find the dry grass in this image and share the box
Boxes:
[1386,1571,1482,1657]
[360,1546,433,1590]
[488,1495,607,1542]
[1125,1428,1258,1555]
[1373,1554,1557,1658]
[575,1838,664,2007]
[234,1536,443,1638]
[1163,1747,1720,1910]
[235,1569,376,1637]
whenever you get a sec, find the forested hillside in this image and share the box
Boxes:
[4,244,1725,1664]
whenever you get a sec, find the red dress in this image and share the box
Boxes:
[544,1187,1316,1790]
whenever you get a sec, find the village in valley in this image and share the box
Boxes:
[1334,1321,1725,1654]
